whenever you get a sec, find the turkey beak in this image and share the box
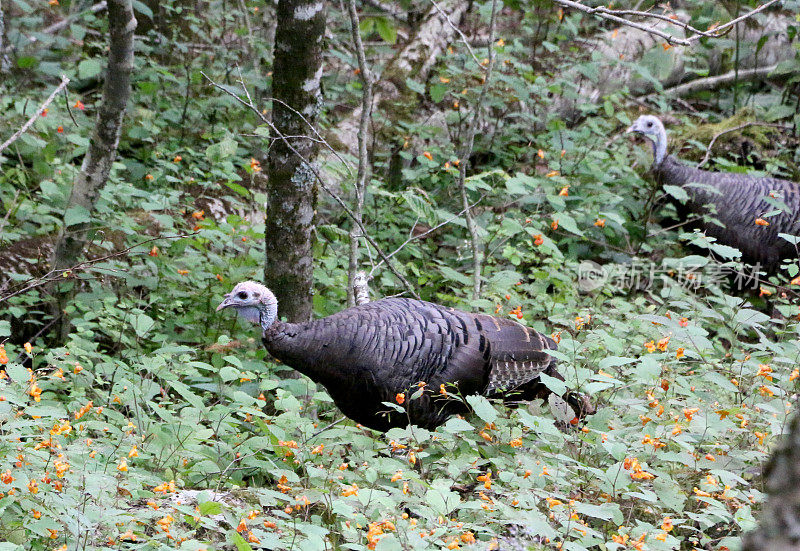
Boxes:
[216,294,233,312]
[625,125,636,134]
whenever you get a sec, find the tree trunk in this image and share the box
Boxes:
[264,0,326,323]
[741,412,800,551]
[49,0,135,328]
[0,0,10,73]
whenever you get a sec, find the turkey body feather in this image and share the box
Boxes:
[263,297,563,431]
[628,115,800,270]
[654,155,800,268]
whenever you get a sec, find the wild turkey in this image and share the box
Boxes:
[217,281,594,432]
[627,115,800,270]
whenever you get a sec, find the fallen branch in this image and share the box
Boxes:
[202,72,420,300]
[0,75,70,155]
[697,121,792,168]
[655,64,781,99]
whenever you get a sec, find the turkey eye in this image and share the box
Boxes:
[646,121,653,127]
[237,291,248,299]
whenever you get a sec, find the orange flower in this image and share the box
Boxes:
[509,437,523,448]
[551,219,558,230]
[644,340,656,353]
[439,384,448,396]
[192,210,205,220]
[594,218,605,228]
[423,151,433,161]
[117,459,128,472]
[755,218,769,226]
[790,369,799,381]
[395,393,405,405]
[558,186,569,196]
[173,155,182,162]
[537,149,545,159]
[128,445,138,458]
[656,336,670,351]
[754,431,765,445]
[56,126,63,133]
[757,364,773,381]
[40,108,48,117]
[250,158,262,172]
[27,479,38,494]
[676,347,684,359]
[661,517,673,531]
[341,484,359,497]
[145,174,154,181]
[546,170,559,178]
[679,317,688,327]
[533,234,544,246]
[149,246,159,257]
[24,342,32,354]
[683,408,699,420]
[1,470,14,484]
[391,470,403,482]
[74,100,85,110]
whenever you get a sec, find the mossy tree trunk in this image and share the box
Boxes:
[264,0,326,323]
[742,412,800,551]
[50,0,135,331]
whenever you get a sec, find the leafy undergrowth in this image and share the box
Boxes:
[1,261,796,550]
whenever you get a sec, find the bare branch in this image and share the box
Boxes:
[345,0,375,307]
[0,75,70,155]
[352,271,372,305]
[201,72,420,300]
[0,232,197,304]
[457,0,498,303]
[551,0,783,47]
[428,0,484,70]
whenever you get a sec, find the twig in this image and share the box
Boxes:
[0,75,70,155]
[0,232,198,304]
[551,0,782,46]
[345,0,375,307]
[369,198,482,277]
[202,72,420,300]
[697,121,792,168]
[428,0,484,70]
[457,0,498,302]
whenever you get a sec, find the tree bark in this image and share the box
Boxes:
[264,0,326,323]
[49,0,135,322]
[742,412,800,551]
[0,0,10,72]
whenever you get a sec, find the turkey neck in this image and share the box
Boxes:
[261,321,339,385]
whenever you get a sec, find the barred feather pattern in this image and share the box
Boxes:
[262,297,577,431]
[654,155,800,269]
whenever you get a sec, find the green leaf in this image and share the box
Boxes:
[0,321,9,337]
[219,366,240,382]
[405,78,425,94]
[429,84,447,103]
[663,184,688,202]
[63,205,92,227]
[231,532,253,551]
[132,314,155,338]
[466,395,497,424]
[198,501,222,515]
[538,373,567,396]
[78,58,103,80]
[168,380,206,411]
[6,363,29,384]
[374,17,397,44]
